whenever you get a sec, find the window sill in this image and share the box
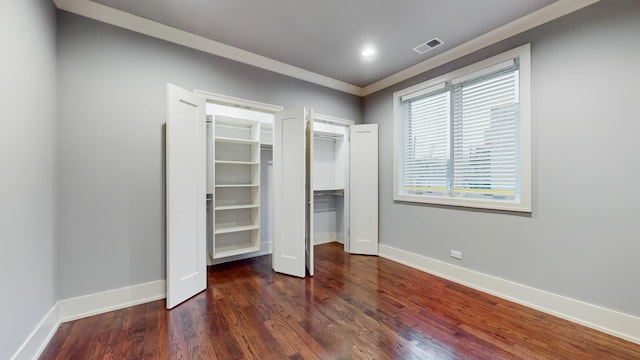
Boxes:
[393,193,531,213]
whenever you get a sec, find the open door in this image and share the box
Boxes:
[273,108,306,277]
[305,110,314,276]
[349,124,379,255]
[166,84,207,308]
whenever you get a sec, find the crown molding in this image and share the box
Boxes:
[53,0,362,96]
[55,0,599,98]
[362,0,599,96]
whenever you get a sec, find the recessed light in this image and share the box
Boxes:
[361,48,376,57]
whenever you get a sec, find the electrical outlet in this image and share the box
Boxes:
[450,250,462,260]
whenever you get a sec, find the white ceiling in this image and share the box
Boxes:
[55,0,598,95]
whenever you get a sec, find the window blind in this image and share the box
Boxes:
[452,65,519,198]
[400,62,520,199]
[393,45,530,211]
[402,90,450,194]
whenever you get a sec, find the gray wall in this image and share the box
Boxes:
[0,1,58,358]
[56,11,362,299]
[363,0,640,317]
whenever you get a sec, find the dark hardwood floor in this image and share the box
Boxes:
[41,242,640,359]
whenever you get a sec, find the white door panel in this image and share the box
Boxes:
[273,108,306,277]
[166,83,207,308]
[349,124,379,255]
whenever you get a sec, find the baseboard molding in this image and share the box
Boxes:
[11,303,60,360]
[11,280,166,359]
[314,238,338,246]
[314,230,339,246]
[15,246,639,359]
[379,244,640,345]
[58,280,166,322]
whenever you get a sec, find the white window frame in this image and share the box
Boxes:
[393,44,531,212]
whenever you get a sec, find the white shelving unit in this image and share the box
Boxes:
[211,115,261,259]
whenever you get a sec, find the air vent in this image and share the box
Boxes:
[413,37,444,55]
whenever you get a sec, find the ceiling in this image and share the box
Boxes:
[55,0,597,95]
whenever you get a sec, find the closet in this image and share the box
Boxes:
[272,108,379,277]
[206,102,276,264]
[311,116,379,257]
[166,85,280,308]
[166,84,378,308]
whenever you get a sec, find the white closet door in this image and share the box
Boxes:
[166,84,207,308]
[349,124,379,255]
[273,108,306,277]
[305,110,314,276]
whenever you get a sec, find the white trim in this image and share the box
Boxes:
[10,304,60,360]
[53,0,361,96]
[58,280,166,322]
[195,90,284,113]
[313,113,355,127]
[362,0,599,96]
[379,244,640,345]
[10,281,167,359]
[314,238,339,246]
[53,0,598,97]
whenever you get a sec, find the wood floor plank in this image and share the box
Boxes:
[41,242,640,359]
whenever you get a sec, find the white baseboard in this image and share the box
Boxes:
[58,280,166,322]
[15,246,639,359]
[314,238,338,245]
[11,280,166,359]
[11,303,60,360]
[314,231,345,246]
[379,244,640,345]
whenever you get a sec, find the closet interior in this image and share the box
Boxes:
[311,119,351,247]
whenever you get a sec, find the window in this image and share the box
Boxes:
[393,44,531,212]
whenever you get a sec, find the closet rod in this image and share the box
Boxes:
[314,134,343,141]
[313,190,344,197]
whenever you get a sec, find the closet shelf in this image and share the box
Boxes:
[212,243,261,259]
[314,189,344,197]
[215,136,259,145]
[215,222,259,234]
[215,204,259,211]
[215,160,259,165]
[215,184,259,188]
[314,132,344,141]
